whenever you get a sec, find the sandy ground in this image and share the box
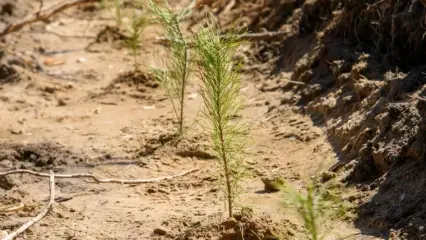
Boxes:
[0,1,385,239]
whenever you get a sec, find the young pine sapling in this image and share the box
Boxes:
[148,0,193,136]
[194,21,248,218]
[281,178,348,240]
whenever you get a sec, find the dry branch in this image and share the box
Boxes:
[413,95,426,101]
[0,203,24,213]
[281,79,306,85]
[154,30,290,45]
[0,0,99,38]
[236,31,290,41]
[0,168,199,184]
[2,171,55,240]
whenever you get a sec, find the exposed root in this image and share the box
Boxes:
[0,168,199,184]
[0,202,24,213]
[2,171,55,240]
[154,30,291,46]
[0,0,99,38]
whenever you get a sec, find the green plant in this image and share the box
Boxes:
[194,19,248,218]
[281,178,348,240]
[126,10,148,69]
[148,0,193,136]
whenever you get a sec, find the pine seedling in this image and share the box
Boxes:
[281,178,348,240]
[148,0,193,136]
[126,10,148,69]
[194,19,248,218]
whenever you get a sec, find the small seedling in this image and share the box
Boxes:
[281,178,348,240]
[148,0,193,135]
[126,10,148,69]
[194,18,248,218]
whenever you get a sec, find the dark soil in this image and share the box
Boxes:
[0,141,86,170]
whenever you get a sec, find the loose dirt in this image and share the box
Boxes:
[1,0,424,239]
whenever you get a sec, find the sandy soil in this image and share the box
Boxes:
[0,1,393,239]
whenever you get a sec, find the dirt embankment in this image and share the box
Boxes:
[199,0,426,238]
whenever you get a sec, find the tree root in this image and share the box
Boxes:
[0,168,198,239]
[154,30,290,46]
[0,0,99,38]
[1,171,55,240]
[0,168,199,184]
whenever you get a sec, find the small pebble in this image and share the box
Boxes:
[320,171,336,182]
[188,93,197,99]
[143,106,156,110]
[77,57,87,63]
[147,188,156,194]
[8,127,23,135]
[65,82,74,89]
[57,98,67,106]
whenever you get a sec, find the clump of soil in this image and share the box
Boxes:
[95,25,128,43]
[175,212,284,240]
[0,49,21,84]
[97,70,159,99]
[261,174,284,192]
[0,142,86,170]
[0,62,19,84]
[114,70,159,88]
[86,25,129,52]
[137,132,179,157]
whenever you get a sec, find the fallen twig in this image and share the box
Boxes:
[261,114,278,122]
[154,31,290,46]
[338,233,362,240]
[43,192,93,203]
[0,0,99,38]
[0,168,199,184]
[412,95,426,101]
[233,31,290,41]
[281,79,306,85]
[2,171,55,240]
[25,30,96,39]
[0,203,25,213]
[99,101,118,105]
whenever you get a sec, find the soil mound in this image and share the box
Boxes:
[174,213,285,240]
